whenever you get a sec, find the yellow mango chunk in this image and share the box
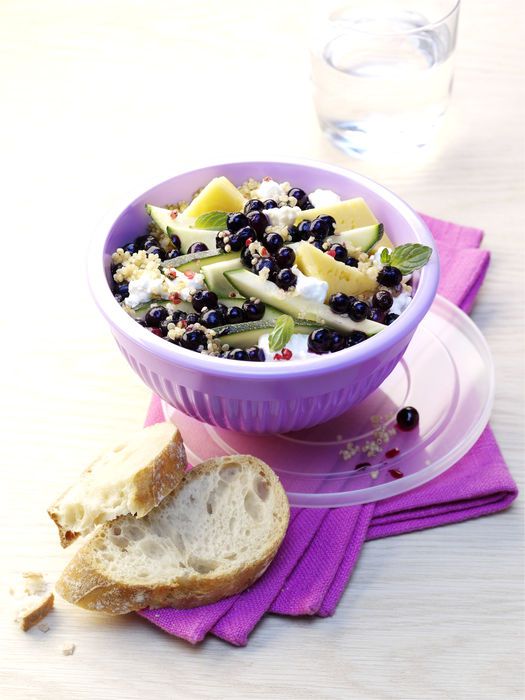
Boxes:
[295,242,377,300]
[184,176,246,218]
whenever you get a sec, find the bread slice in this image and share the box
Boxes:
[56,455,289,613]
[11,572,55,631]
[48,422,186,547]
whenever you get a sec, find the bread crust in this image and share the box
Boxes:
[55,456,289,614]
[48,424,187,548]
[17,593,54,631]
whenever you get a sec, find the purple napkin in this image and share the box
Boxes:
[138,215,517,645]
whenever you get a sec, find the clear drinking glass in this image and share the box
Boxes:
[310,0,460,158]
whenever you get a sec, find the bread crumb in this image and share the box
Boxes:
[38,622,50,633]
[62,643,75,656]
[10,571,54,631]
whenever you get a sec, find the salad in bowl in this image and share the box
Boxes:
[110,175,432,363]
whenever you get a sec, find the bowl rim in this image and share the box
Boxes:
[88,157,440,379]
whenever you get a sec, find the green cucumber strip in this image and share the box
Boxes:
[224,268,384,336]
[327,223,383,252]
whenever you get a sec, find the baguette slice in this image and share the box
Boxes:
[56,455,289,613]
[11,572,54,631]
[48,422,186,547]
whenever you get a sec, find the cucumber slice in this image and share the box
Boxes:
[218,297,247,308]
[163,249,240,272]
[146,205,219,253]
[202,257,246,298]
[327,224,383,252]
[215,319,312,349]
[225,269,384,336]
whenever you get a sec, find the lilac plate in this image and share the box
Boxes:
[161,296,494,507]
[88,159,440,434]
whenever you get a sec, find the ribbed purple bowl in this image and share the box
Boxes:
[88,159,439,434]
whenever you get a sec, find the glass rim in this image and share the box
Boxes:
[328,0,461,37]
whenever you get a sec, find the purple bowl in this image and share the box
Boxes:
[88,159,439,434]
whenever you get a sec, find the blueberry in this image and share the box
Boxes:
[135,234,155,250]
[310,240,324,250]
[328,244,347,262]
[180,329,207,351]
[117,282,129,298]
[396,406,420,431]
[171,310,187,324]
[287,225,302,242]
[302,198,314,210]
[136,319,147,327]
[225,306,245,324]
[367,308,384,323]
[377,265,403,287]
[263,199,278,210]
[345,257,359,268]
[192,290,218,312]
[298,220,311,237]
[255,258,279,281]
[247,346,266,362]
[384,312,399,325]
[244,199,265,214]
[287,187,308,208]
[237,226,256,246]
[165,249,182,261]
[263,232,284,254]
[227,226,254,252]
[113,293,123,303]
[246,211,269,238]
[110,263,122,276]
[187,242,208,254]
[145,305,169,328]
[200,308,225,328]
[241,245,258,269]
[348,331,368,346]
[310,217,332,240]
[226,212,250,233]
[146,246,165,260]
[186,312,200,325]
[307,328,333,354]
[329,292,350,315]
[275,246,296,268]
[159,317,172,336]
[372,290,393,311]
[275,268,297,290]
[144,237,160,251]
[242,298,265,321]
[228,348,249,361]
[170,233,181,250]
[255,257,277,280]
[217,303,228,316]
[317,215,336,231]
[330,332,347,352]
[348,299,369,321]
[123,241,137,254]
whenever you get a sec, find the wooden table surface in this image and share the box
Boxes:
[1,1,523,698]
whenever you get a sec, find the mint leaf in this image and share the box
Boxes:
[389,244,433,275]
[380,247,391,264]
[194,211,229,230]
[268,315,295,353]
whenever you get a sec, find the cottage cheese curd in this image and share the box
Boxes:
[291,266,328,305]
[125,269,205,308]
[263,204,301,228]
[308,188,341,208]
[256,179,287,202]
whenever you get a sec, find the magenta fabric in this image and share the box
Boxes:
[138,216,518,646]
